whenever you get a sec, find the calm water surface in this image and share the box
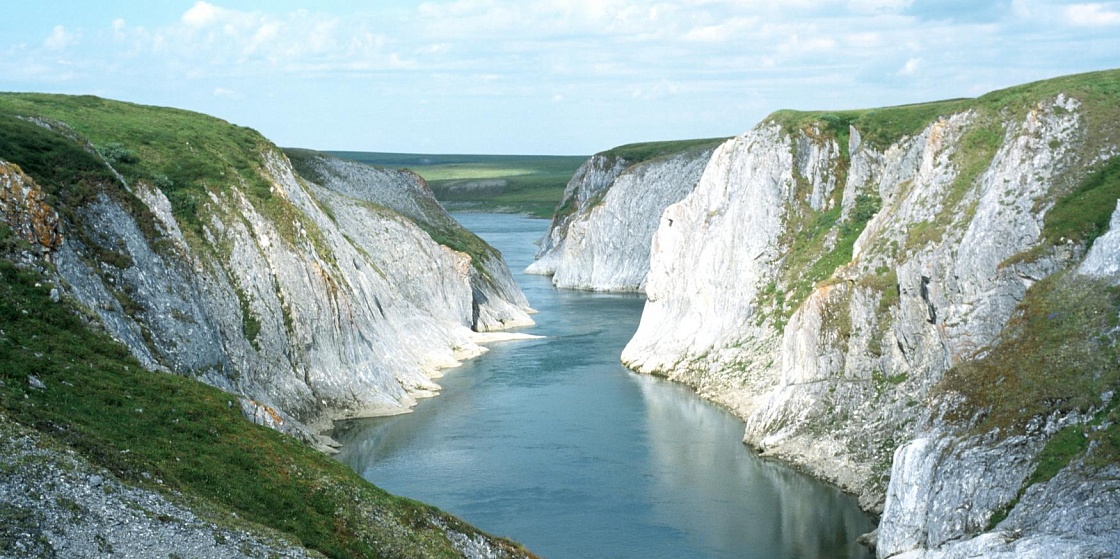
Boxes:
[333,213,875,559]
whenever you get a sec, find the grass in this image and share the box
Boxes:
[1043,155,1120,245]
[329,151,587,218]
[0,259,533,558]
[938,271,1120,436]
[0,93,334,261]
[600,137,728,165]
[939,266,1119,531]
[772,187,881,320]
[767,98,968,152]
[329,139,728,219]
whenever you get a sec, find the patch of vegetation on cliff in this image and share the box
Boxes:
[0,260,533,558]
[938,269,1119,529]
[768,98,967,152]
[1004,155,1120,269]
[0,94,333,263]
[1044,155,1120,245]
[601,137,728,166]
[287,148,500,277]
[937,270,1120,437]
[777,187,882,320]
[0,113,163,276]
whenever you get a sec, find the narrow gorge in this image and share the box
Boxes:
[530,70,1120,558]
[1,68,1118,559]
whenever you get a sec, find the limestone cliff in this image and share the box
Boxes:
[286,150,534,332]
[0,95,534,442]
[582,71,1120,556]
[526,140,721,291]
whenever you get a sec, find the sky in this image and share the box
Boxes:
[2,1,1119,155]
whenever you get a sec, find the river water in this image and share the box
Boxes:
[333,213,875,559]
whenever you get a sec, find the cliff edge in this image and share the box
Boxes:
[529,69,1120,557]
[526,139,723,292]
[0,94,539,558]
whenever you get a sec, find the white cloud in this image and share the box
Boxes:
[44,25,77,50]
[112,19,127,40]
[779,33,839,55]
[682,17,757,42]
[847,0,913,13]
[1066,3,1120,26]
[898,57,921,75]
[4,0,1118,153]
[212,87,244,99]
[182,2,222,28]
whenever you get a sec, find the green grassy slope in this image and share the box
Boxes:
[0,94,536,558]
[0,258,531,558]
[329,151,587,218]
[758,68,1120,322]
[599,137,728,165]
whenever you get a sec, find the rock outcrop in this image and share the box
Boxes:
[526,141,719,291]
[0,98,535,443]
[528,71,1120,557]
[0,161,62,253]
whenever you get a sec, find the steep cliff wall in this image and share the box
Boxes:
[527,140,721,291]
[286,150,534,331]
[613,71,1120,555]
[0,95,535,440]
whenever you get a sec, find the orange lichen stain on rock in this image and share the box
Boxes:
[246,398,285,427]
[0,160,62,251]
[262,402,285,426]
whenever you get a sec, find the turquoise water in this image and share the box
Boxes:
[333,213,875,559]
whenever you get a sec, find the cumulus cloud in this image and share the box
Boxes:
[212,87,244,99]
[848,0,914,13]
[181,2,222,28]
[1066,3,1120,25]
[898,57,921,76]
[682,17,758,42]
[44,25,77,50]
[3,0,1118,153]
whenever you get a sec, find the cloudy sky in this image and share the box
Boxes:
[3,1,1118,155]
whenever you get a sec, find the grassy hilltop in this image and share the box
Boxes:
[0,93,535,559]
[329,151,586,218]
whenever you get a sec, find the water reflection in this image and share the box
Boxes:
[635,374,873,558]
[332,213,874,559]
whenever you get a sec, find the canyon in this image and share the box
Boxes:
[1,69,1119,558]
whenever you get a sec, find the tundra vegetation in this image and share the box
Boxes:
[0,93,535,558]
[330,151,586,218]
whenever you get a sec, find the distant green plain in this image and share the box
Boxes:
[328,151,587,218]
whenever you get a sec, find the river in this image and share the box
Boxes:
[333,213,875,559]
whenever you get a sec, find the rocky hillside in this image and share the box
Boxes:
[0,94,537,558]
[0,94,535,436]
[534,70,1120,557]
[526,138,723,291]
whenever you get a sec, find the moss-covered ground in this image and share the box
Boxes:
[0,93,332,259]
[0,256,532,558]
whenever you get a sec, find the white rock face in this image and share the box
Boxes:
[601,90,1120,554]
[879,417,1120,559]
[527,148,714,291]
[291,152,535,332]
[622,126,795,408]
[1079,200,1120,279]
[42,146,534,434]
[527,154,630,278]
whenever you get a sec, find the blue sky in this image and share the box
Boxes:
[3,1,1118,155]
